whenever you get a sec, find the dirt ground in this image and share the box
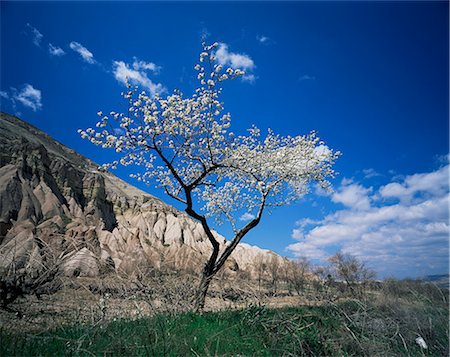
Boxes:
[0,276,319,334]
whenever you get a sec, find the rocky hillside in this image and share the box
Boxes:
[0,112,287,279]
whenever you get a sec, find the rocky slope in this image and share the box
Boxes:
[0,113,287,280]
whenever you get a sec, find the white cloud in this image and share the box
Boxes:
[239,212,256,222]
[132,58,161,73]
[215,43,255,71]
[256,35,270,44]
[26,23,43,47]
[69,41,95,64]
[112,59,165,97]
[362,168,381,179]
[299,74,316,81]
[435,154,450,165]
[242,74,257,83]
[294,217,321,229]
[331,180,372,211]
[314,145,332,161]
[48,43,65,57]
[291,228,303,240]
[13,84,42,111]
[379,165,448,202]
[214,43,256,83]
[287,164,449,278]
[290,243,328,261]
[0,91,9,99]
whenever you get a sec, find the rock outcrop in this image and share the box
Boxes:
[0,113,287,279]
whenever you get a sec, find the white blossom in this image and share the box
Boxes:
[80,42,341,310]
[80,41,340,230]
[79,39,339,308]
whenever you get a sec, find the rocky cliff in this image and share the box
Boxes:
[0,113,286,279]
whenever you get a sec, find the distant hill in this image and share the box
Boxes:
[421,274,449,289]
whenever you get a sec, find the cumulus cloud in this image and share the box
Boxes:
[132,58,161,73]
[239,212,256,222]
[379,166,448,202]
[299,74,316,82]
[287,165,449,278]
[256,35,270,44]
[331,180,372,211]
[69,41,95,64]
[112,58,165,96]
[314,145,332,161]
[242,74,257,83]
[215,43,255,70]
[12,84,43,111]
[48,43,66,56]
[213,43,257,82]
[435,154,450,165]
[362,168,381,179]
[26,23,43,47]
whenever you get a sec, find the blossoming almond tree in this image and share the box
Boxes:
[79,42,340,311]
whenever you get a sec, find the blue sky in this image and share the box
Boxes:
[1,1,448,279]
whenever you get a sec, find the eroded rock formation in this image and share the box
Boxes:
[0,113,287,280]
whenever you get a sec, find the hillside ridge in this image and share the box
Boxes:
[0,112,286,279]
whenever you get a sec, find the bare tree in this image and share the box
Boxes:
[286,257,311,295]
[80,42,340,311]
[328,252,376,298]
[254,253,267,295]
[267,254,280,295]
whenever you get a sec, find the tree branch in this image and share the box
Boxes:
[164,186,187,204]
[151,139,187,190]
[213,192,267,273]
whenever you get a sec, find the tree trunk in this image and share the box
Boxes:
[193,270,214,312]
[186,194,266,312]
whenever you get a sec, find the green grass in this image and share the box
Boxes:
[1,299,448,356]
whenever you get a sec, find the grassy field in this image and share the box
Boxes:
[1,294,448,356]
[1,272,448,356]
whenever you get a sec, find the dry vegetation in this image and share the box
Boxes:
[1,253,449,356]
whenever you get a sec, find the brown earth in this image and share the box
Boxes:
[0,274,320,334]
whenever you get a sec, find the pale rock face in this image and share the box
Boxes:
[0,165,23,236]
[67,196,84,218]
[153,213,167,241]
[0,220,44,275]
[33,180,62,219]
[0,113,289,280]
[164,213,183,246]
[62,247,99,277]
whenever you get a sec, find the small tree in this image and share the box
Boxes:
[287,257,311,295]
[254,253,267,294]
[328,252,376,298]
[80,42,340,311]
[312,264,334,301]
[267,254,280,295]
